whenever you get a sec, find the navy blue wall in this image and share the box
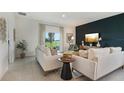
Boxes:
[76,13,124,49]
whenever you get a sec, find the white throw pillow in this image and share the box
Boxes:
[44,47,51,56]
[37,44,45,51]
[79,50,88,58]
[37,44,42,50]
[37,44,51,56]
[110,47,122,53]
[88,48,110,61]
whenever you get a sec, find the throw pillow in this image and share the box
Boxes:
[50,48,57,55]
[110,47,122,53]
[88,48,110,62]
[44,47,51,56]
[79,50,88,58]
[37,44,51,56]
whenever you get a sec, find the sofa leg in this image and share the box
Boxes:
[122,66,124,69]
[35,57,37,61]
[39,66,47,76]
[43,72,47,76]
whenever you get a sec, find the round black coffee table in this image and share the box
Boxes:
[58,58,75,80]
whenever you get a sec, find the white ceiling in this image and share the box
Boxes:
[17,12,121,27]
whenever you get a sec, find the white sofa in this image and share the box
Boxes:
[72,47,124,80]
[35,46,62,74]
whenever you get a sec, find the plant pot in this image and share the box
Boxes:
[20,53,25,59]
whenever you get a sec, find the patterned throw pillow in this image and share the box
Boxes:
[50,48,57,55]
[79,50,88,58]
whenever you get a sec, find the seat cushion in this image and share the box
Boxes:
[88,48,110,61]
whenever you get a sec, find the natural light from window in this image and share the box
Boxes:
[45,32,60,51]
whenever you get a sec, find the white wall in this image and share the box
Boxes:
[15,16,39,57]
[0,13,15,79]
[15,15,75,56]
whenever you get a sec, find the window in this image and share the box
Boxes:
[45,31,61,51]
[39,25,63,52]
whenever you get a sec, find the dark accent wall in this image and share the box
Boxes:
[76,13,124,49]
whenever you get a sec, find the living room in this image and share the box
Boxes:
[1,12,124,81]
[1,0,124,93]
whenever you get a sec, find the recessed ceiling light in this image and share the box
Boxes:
[62,14,66,18]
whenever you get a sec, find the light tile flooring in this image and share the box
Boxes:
[1,57,124,81]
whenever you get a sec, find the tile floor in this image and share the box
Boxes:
[1,57,124,81]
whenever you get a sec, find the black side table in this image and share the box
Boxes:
[58,58,75,80]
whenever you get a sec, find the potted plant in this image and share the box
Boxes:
[16,40,27,58]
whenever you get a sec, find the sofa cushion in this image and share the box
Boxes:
[79,50,88,58]
[44,47,51,56]
[37,44,45,51]
[110,47,122,53]
[50,48,57,55]
[37,44,51,56]
[88,48,110,61]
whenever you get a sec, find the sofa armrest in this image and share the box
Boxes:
[39,55,62,72]
[97,52,124,64]
[44,55,62,62]
[72,55,97,80]
[96,52,124,79]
